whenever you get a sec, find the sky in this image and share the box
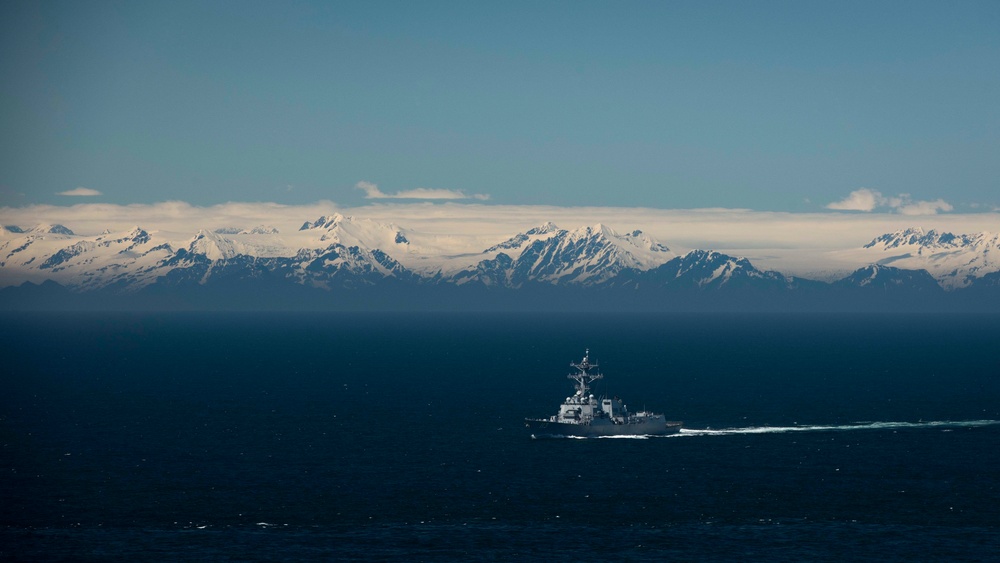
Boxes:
[2,0,999,214]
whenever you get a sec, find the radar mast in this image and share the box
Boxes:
[568,349,603,399]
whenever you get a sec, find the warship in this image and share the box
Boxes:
[525,350,682,438]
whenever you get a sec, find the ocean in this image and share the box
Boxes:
[2,312,999,561]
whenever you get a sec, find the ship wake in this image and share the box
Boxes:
[674,419,1000,437]
[531,419,1000,440]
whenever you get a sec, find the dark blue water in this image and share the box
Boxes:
[3,313,999,561]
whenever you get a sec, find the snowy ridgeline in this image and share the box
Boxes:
[1,218,999,297]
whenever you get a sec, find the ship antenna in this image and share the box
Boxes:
[569,349,603,398]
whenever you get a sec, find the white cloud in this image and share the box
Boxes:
[356,181,489,201]
[58,187,103,197]
[896,199,953,215]
[827,188,881,212]
[827,188,953,215]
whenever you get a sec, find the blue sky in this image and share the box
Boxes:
[2,0,998,212]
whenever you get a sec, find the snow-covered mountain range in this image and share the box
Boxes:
[857,227,1000,289]
[2,217,998,310]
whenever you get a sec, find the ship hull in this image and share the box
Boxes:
[525,418,682,438]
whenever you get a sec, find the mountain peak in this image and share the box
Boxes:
[298,214,410,253]
[95,225,150,242]
[859,228,1000,289]
[837,263,942,292]
[29,224,75,236]
[216,225,280,235]
[631,249,789,291]
[299,213,346,231]
[471,222,675,287]
[569,223,617,239]
[864,227,957,249]
[526,222,559,235]
[187,230,240,261]
[623,228,671,253]
[484,223,564,253]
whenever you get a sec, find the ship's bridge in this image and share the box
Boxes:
[558,393,598,422]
